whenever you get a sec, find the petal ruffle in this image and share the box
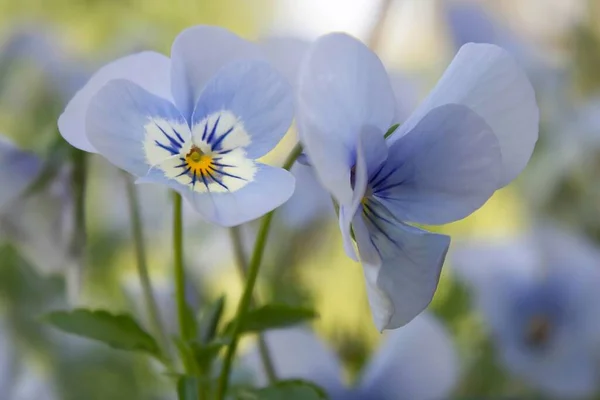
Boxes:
[170,25,263,120]
[353,201,450,330]
[297,33,396,206]
[374,104,502,225]
[391,43,538,187]
[58,51,172,152]
[191,60,294,159]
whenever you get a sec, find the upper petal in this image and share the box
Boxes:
[58,51,172,152]
[170,25,263,120]
[259,36,310,90]
[297,32,396,205]
[191,60,294,159]
[358,313,460,400]
[86,79,189,179]
[0,137,42,211]
[373,104,502,225]
[391,43,538,187]
[353,200,450,330]
[176,163,295,227]
[242,327,346,396]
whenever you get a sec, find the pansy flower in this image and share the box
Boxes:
[245,313,459,400]
[453,227,600,398]
[58,26,295,227]
[297,33,538,330]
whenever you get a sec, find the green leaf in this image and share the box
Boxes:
[225,304,318,335]
[177,376,199,400]
[384,123,400,139]
[191,339,227,371]
[199,295,226,343]
[43,309,159,356]
[183,302,198,341]
[234,380,329,400]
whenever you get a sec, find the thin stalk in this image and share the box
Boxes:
[172,192,192,342]
[228,226,278,382]
[216,143,302,399]
[67,149,87,305]
[124,174,172,364]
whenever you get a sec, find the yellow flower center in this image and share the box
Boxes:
[185,146,213,175]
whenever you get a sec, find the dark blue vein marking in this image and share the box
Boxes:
[370,167,397,191]
[212,162,236,169]
[199,171,211,191]
[363,201,395,226]
[156,124,183,149]
[209,166,246,181]
[206,115,222,144]
[201,121,209,141]
[174,162,188,168]
[374,179,406,194]
[217,149,233,155]
[172,128,185,144]
[362,206,398,247]
[191,170,197,187]
[369,163,386,187]
[211,126,235,152]
[155,140,179,155]
[205,169,229,191]
[176,167,191,177]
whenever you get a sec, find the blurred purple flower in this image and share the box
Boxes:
[59,26,296,227]
[296,33,538,330]
[453,227,600,398]
[245,313,459,400]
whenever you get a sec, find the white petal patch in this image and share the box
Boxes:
[143,112,256,194]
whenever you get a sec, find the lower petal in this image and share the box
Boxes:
[353,201,450,330]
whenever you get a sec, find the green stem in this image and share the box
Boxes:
[172,192,192,343]
[67,149,87,305]
[124,174,172,364]
[228,226,278,383]
[216,143,302,399]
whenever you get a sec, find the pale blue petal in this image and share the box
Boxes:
[191,60,294,159]
[176,163,295,227]
[339,128,388,261]
[0,137,41,211]
[354,201,450,330]
[242,328,345,396]
[86,79,188,178]
[374,104,501,225]
[358,313,460,400]
[58,51,172,152]
[278,164,335,229]
[391,43,538,187]
[297,33,396,205]
[388,71,418,123]
[260,36,309,90]
[170,25,263,120]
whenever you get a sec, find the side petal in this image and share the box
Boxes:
[191,60,294,159]
[178,163,295,227]
[0,137,42,211]
[242,328,346,396]
[170,25,263,120]
[391,43,538,187]
[358,313,460,400]
[86,79,189,179]
[58,51,172,152]
[259,36,310,90]
[297,32,396,205]
[354,201,450,330]
[373,104,502,225]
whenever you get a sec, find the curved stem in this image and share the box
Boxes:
[67,149,87,305]
[216,143,302,399]
[124,174,172,364]
[228,226,278,382]
[172,192,192,342]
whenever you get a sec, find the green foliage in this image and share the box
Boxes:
[384,123,400,139]
[43,309,160,357]
[224,304,318,335]
[199,295,226,343]
[234,380,329,400]
[177,376,199,400]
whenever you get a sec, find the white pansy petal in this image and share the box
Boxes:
[297,32,396,205]
[393,43,538,187]
[359,313,460,400]
[170,25,263,119]
[58,51,172,152]
[243,328,345,396]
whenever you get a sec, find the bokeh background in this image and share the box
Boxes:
[1,0,600,398]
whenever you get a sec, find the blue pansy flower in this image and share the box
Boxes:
[453,227,600,398]
[58,26,296,227]
[296,33,538,330]
[245,313,459,400]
